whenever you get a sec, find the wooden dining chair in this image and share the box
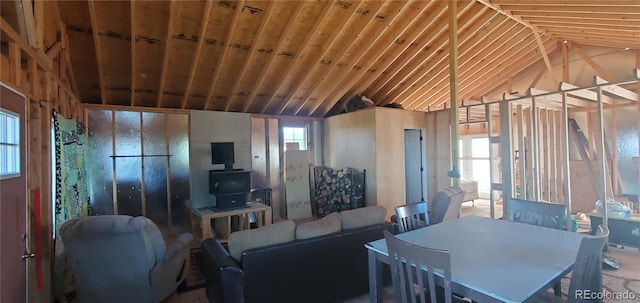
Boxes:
[395,202,429,233]
[536,225,609,303]
[384,231,468,303]
[507,198,567,230]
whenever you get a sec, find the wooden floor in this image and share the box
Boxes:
[165,288,207,303]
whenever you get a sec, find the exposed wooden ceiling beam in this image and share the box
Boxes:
[419,19,530,108]
[511,11,640,20]
[88,0,107,104]
[522,18,640,30]
[181,0,215,109]
[498,4,640,14]
[351,1,450,102]
[16,0,37,48]
[156,0,177,108]
[595,76,639,101]
[274,1,365,115]
[242,1,306,113]
[204,0,246,110]
[223,1,276,111]
[394,5,494,109]
[258,1,335,114]
[375,3,485,105]
[130,1,136,106]
[34,0,44,49]
[533,30,558,85]
[571,43,615,81]
[1,17,52,72]
[313,0,441,117]
[301,1,413,116]
[406,12,515,110]
[492,0,640,5]
[460,38,558,108]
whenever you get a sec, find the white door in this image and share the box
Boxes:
[0,84,29,302]
[404,129,424,203]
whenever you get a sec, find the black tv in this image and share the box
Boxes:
[211,142,234,171]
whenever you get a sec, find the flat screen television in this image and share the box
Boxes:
[211,142,234,171]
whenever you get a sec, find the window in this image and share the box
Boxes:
[283,127,306,151]
[0,109,20,179]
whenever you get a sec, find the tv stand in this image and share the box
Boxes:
[190,202,272,242]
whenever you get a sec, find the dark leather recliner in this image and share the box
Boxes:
[199,222,393,303]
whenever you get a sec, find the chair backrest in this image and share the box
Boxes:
[430,186,465,225]
[395,202,429,233]
[384,230,453,303]
[507,198,567,229]
[567,225,609,303]
[60,215,167,303]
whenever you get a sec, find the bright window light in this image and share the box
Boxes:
[0,109,21,179]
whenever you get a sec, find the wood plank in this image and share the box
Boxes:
[19,0,37,47]
[524,107,533,198]
[303,0,415,116]
[559,82,616,104]
[156,0,177,108]
[383,4,490,109]
[39,100,53,302]
[258,1,335,113]
[611,108,620,195]
[531,99,540,200]
[45,42,61,60]
[130,1,136,106]
[273,1,365,115]
[594,76,639,102]
[562,41,569,82]
[530,87,592,108]
[315,0,444,117]
[27,100,41,303]
[548,110,557,202]
[541,109,549,201]
[180,0,215,109]
[87,0,107,104]
[223,1,275,111]
[204,0,245,110]
[242,1,307,113]
[449,0,460,188]
[9,42,21,87]
[572,44,615,81]
[1,17,53,72]
[34,0,44,49]
[528,63,547,90]
[533,30,558,86]
[28,58,38,99]
[516,105,526,196]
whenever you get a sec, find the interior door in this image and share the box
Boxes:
[404,129,424,203]
[0,84,29,302]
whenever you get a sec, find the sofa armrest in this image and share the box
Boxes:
[200,238,245,303]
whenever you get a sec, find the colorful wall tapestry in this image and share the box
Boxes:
[53,111,89,228]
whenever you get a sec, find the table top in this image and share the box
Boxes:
[192,202,270,218]
[366,216,589,303]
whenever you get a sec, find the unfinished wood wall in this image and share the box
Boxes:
[325,107,451,220]
[1,7,84,302]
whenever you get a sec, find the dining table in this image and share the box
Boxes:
[365,215,591,303]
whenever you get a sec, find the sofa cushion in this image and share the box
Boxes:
[340,206,386,230]
[228,220,296,261]
[296,212,342,240]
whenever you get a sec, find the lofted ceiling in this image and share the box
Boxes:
[43,1,640,116]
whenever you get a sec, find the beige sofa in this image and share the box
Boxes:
[460,179,479,206]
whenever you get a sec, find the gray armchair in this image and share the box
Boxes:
[60,215,193,303]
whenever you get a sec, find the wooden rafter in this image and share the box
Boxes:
[223,1,276,111]
[18,0,37,48]
[533,30,558,86]
[374,2,484,106]
[399,5,494,109]
[204,0,246,111]
[571,43,615,81]
[45,41,61,59]
[300,1,413,116]
[34,0,44,49]
[258,1,336,114]
[528,62,548,90]
[88,0,107,104]
[130,1,136,106]
[242,1,306,113]
[314,0,445,117]
[561,41,569,82]
[180,0,215,109]
[406,11,513,110]
[156,0,177,108]
[274,1,365,115]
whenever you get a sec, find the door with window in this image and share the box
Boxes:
[0,84,28,302]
